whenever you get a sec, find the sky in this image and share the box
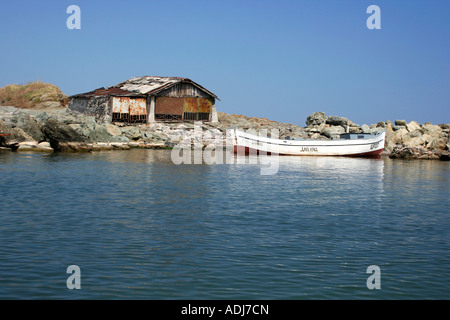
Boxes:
[0,0,449,126]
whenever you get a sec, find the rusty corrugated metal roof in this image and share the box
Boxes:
[114,76,220,100]
[70,76,219,100]
[70,87,144,98]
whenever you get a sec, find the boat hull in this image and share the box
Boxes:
[233,145,384,158]
[233,130,385,158]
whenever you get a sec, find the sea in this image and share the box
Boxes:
[0,149,448,300]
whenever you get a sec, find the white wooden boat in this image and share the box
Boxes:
[233,129,385,158]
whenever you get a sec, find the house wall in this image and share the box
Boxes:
[112,97,147,122]
[155,83,215,121]
[68,97,88,113]
[68,96,112,123]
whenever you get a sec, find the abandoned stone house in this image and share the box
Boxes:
[68,76,219,123]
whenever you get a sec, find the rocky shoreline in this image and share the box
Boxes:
[0,106,449,160]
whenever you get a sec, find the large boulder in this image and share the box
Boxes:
[10,112,45,142]
[307,123,325,134]
[389,145,449,160]
[361,124,371,133]
[89,124,129,143]
[422,123,443,137]
[16,141,53,152]
[401,133,425,147]
[326,116,350,127]
[368,127,385,134]
[88,124,112,142]
[384,128,396,153]
[0,119,37,149]
[121,126,144,141]
[348,126,362,134]
[395,128,409,144]
[60,110,86,125]
[427,137,448,150]
[41,118,91,151]
[105,123,122,136]
[144,131,168,143]
[389,146,435,160]
[322,125,345,139]
[67,123,90,138]
[406,121,421,133]
[394,120,407,126]
[306,112,327,126]
[385,120,394,130]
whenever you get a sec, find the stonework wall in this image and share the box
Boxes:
[68,96,111,123]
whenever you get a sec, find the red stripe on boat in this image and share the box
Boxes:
[234,146,383,158]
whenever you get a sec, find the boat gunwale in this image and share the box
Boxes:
[234,129,386,148]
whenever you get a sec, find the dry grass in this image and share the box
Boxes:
[0,81,68,108]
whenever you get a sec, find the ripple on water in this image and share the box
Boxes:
[0,151,448,299]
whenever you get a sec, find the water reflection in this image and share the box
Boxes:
[0,149,448,299]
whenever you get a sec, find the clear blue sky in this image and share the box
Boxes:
[1,0,449,126]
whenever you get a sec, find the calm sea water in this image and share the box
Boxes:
[0,149,448,299]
